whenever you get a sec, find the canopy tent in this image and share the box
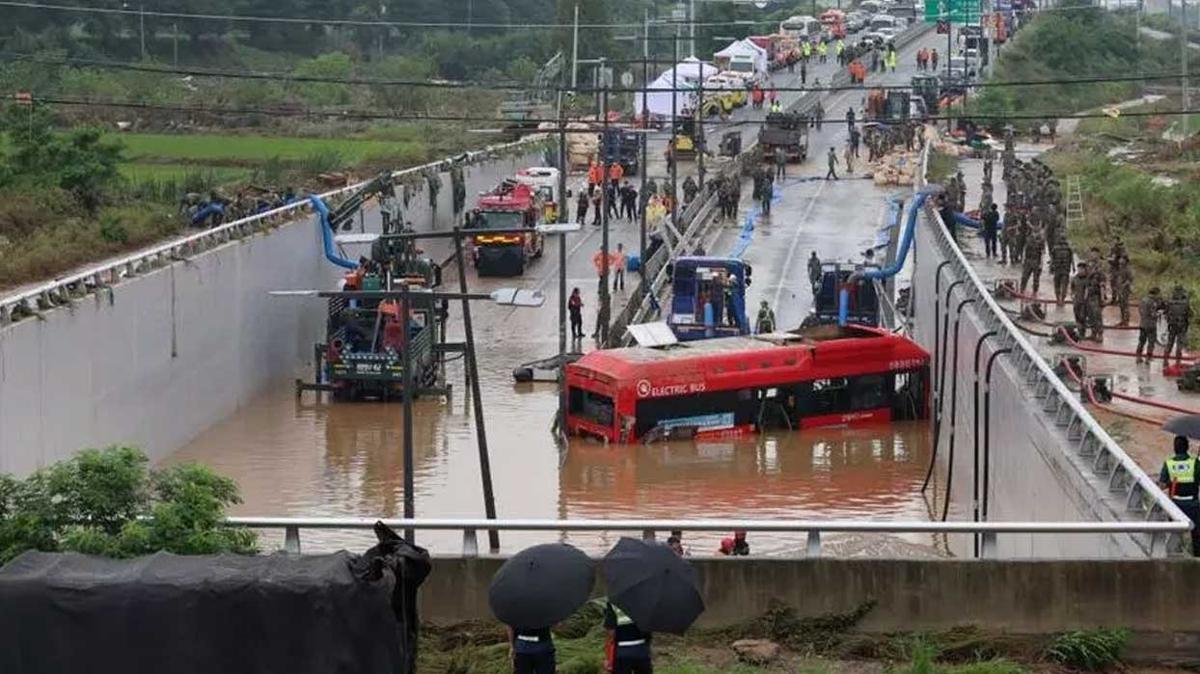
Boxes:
[632,58,718,118]
[713,39,768,75]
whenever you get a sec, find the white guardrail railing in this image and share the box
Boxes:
[916,141,1192,555]
[0,136,545,325]
[226,516,1189,558]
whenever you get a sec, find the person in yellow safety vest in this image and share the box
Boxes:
[802,41,812,60]
[817,41,828,63]
[886,50,898,72]
[769,99,783,114]
[604,602,652,673]
[1159,435,1200,555]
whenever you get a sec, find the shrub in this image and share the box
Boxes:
[1044,629,1129,671]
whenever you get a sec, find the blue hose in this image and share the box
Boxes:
[837,287,850,326]
[309,195,358,270]
[953,211,1004,230]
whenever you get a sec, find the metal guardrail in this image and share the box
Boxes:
[915,142,1192,555]
[226,516,1189,558]
[0,136,546,326]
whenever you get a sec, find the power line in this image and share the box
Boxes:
[25,94,1200,127]
[0,0,761,30]
[1,51,1187,95]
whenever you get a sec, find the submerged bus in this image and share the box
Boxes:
[565,325,930,443]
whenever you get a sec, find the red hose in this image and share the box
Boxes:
[1006,289,1147,329]
[1109,390,1200,416]
[1059,358,1165,425]
[1055,326,1197,363]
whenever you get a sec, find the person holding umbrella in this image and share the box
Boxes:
[489,543,596,674]
[602,537,706,673]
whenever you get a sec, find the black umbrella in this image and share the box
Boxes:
[601,537,705,635]
[1162,414,1200,439]
[488,543,595,629]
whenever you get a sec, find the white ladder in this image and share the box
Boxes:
[1065,175,1084,230]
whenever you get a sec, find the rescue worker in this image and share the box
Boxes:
[930,48,939,71]
[1158,435,1199,555]
[508,624,555,674]
[836,39,846,66]
[1164,284,1192,369]
[849,126,861,158]
[1020,224,1045,296]
[1049,235,1074,306]
[938,194,957,243]
[608,161,625,188]
[825,146,840,181]
[587,159,604,195]
[846,106,856,132]
[808,251,822,294]
[612,243,627,292]
[775,146,788,180]
[1111,254,1133,326]
[981,202,1000,259]
[1135,287,1163,364]
[575,190,589,225]
[1071,262,1091,328]
[769,99,783,114]
[844,142,855,174]
[1085,259,1107,342]
[818,40,828,64]
[1007,213,1026,265]
[800,58,808,85]
[568,288,584,339]
[755,300,776,334]
[592,247,610,296]
[682,175,699,206]
[758,168,774,214]
[886,48,898,72]
[604,602,652,673]
[814,100,825,131]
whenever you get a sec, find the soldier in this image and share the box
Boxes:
[758,168,775,215]
[1087,247,1106,301]
[1048,235,1074,305]
[1111,255,1133,326]
[955,170,967,211]
[682,175,699,206]
[1010,212,1027,266]
[1086,259,1107,342]
[1071,262,1091,328]
[1164,285,1193,369]
[1020,224,1046,296]
[1136,287,1164,364]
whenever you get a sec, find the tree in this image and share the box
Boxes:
[0,446,257,564]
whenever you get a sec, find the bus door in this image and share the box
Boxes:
[891,367,929,420]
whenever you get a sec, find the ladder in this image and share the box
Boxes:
[1065,175,1085,231]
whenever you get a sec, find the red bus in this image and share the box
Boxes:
[565,325,930,444]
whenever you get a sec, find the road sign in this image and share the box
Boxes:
[926,0,981,25]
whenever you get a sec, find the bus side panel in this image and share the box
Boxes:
[800,408,892,429]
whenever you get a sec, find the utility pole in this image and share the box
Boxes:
[139,4,146,60]
[639,10,650,265]
[571,3,580,89]
[670,28,679,227]
[400,283,414,543]
[690,0,697,57]
[600,88,612,345]
[172,23,179,66]
[1184,0,1191,139]
[556,92,569,438]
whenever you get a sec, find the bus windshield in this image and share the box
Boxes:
[568,387,614,429]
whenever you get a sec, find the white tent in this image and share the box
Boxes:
[631,59,718,118]
[713,39,768,76]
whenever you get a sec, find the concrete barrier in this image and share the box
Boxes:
[0,149,545,476]
[420,555,1200,636]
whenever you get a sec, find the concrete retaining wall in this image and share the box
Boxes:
[0,150,545,476]
[421,555,1200,636]
[911,209,1146,558]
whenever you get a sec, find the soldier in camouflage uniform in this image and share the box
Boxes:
[1009,212,1027,266]
[1085,257,1107,342]
[1111,254,1133,326]
[1164,284,1193,368]
[1071,262,1091,328]
[1136,287,1164,364]
[1020,224,1046,296]
[1048,234,1074,305]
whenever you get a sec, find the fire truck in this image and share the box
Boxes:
[466,179,546,276]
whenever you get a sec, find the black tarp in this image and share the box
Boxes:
[0,524,431,674]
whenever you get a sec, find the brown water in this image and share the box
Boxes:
[168,369,944,556]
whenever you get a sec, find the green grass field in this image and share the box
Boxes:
[118,163,254,183]
[115,132,421,164]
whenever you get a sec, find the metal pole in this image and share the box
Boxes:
[670,30,679,226]
[698,71,706,193]
[172,23,178,66]
[639,11,649,264]
[557,99,569,437]
[571,3,580,89]
[453,229,501,551]
[139,4,146,59]
[600,88,611,344]
[1183,0,1191,139]
[690,0,697,57]
[400,283,414,543]
[946,4,953,133]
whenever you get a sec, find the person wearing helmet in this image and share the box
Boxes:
[755,300,777,334]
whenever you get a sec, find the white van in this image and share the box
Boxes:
[869,13,901,31]
[779,15,822,40]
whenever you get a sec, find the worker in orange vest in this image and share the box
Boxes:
[607,162,624,187]
[588,159,604,194]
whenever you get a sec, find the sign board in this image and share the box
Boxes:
[627,322,679,348]
[925,0,981,25]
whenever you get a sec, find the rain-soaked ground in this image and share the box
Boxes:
[165,32,958,556]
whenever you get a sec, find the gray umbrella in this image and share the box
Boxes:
[1162,415,1200,439]
[488,543,595,629]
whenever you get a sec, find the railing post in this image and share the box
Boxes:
[462,528,479,558]
[980,531,997,558]
[284,525,301,554]
[1150,531,1168,559]
[805,531,821,558]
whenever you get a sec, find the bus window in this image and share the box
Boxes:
[569,387,615,428]
[634,390,756,438]
[849,374,886,411]
[892,369,927,420]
